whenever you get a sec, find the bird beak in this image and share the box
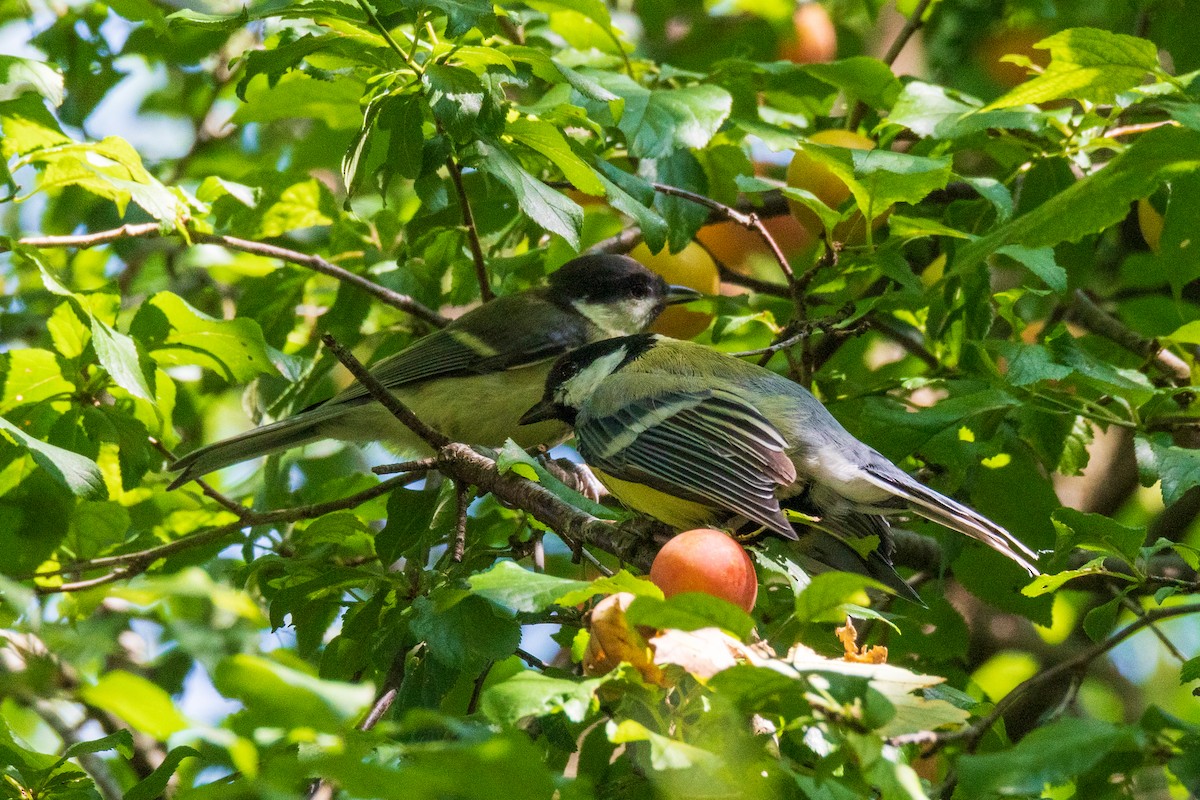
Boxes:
[665,284,703,305]
[520,399,558,425]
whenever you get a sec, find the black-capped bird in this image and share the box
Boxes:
[521,334,1041,599]
[169,255,700,489]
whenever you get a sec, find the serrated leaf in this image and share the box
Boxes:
[130,292,274,383]
[469,560,591,613]
[411,593,522,669]
[607,719,720,770]
[1134,434,1200,506]
[995,244,1066,292]
[628,84,733,159]
[481,670,606,725]
[507,117,604,195]
[1021,558,1128,596]
[803,57,902,110]
[1181,656,1200,685]
[403,0,493,37]
[0,416,106,499]
[125,746,201,800]
[985,28,1160,111]
[0,56,63,106]
[956,126,1200,274]
[1051,507,1144,564]
[472,138,583,247]
[626,592,754,641]
[794,573,889,624]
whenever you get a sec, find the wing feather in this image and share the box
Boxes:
[576,389,796,538]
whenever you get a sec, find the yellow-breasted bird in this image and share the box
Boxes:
[169,255,700,489]
[521,334,1041,599]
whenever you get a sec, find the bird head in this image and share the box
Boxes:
[547,254,701,337]
[520,334,657,426]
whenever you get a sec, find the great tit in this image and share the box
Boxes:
[169,255,700,489]
[521,334,1041,599]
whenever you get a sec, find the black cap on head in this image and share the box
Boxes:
[547,253,669,305]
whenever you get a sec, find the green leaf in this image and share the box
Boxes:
[1182,657,1200,685]
[628,84,733,159]
[957,717,1139,796]
[472,138,583,247]
[481,669,606,725]
[1021,557,1127,596]
[994,245,1067,292]
[214,654,374,732]
[255,178,334,238]
[653,148,710,253]
[794,572,888,624]
[57,729,133,766]
[554,571,663,606]
[607,719,720,770]
[626,593,754,641]
[125,746,201,800]
[985,28,1160,110]
[376,486,444,565]
[403,0,493,37]
[233,71,364,129]
[78,671,189,740]
[1051,507,1144,564]
[1135,434,1200,506]
[423,63,502,140]
[0,417,106,499]
[506,117,604,195]
[803,57,902,110]
[1083,594,1122,641]
[129,292,274,383]
[0,56,64,106]
[956,126,1200,274]
[469,561,593,613]
[410,592,522,669]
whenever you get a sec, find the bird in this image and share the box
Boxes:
[520,334,1041,600]
[168,254,701,489]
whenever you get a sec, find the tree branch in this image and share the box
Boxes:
[881,0,933,67]
[8,225,447,328]
[445,152,493,302]
[1068,289,1191,385]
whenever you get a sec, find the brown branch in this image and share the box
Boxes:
[929,601,1200,751]
[321,334,450,449]
[445,153,493,301]
[587,227,643,256]
[650,182,797,287]
[1068,289,1191,385]
[453,480,469,562]
[881,0,933,67]
[9,225,448,328]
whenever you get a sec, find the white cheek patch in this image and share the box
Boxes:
[557,347,628,409]
[575,297,659,337]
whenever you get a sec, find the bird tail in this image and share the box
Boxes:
[861,465,1041,576]
[167,405,340,490]
[792,529,924,604]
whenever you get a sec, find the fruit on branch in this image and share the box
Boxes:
[631,241,719,339]
[785,129,888,243]
[780,2,837,64]
[649,528,758,613]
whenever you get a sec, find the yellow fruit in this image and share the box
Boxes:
[785,129,887,243]
[694,216,813,277]
[630,242,719,339]
[1138,198,1164,254]
[780,3,837,65]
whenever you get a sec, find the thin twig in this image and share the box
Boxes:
[919,602,1200,751]
[1112,589,1189,663]
[150,439,249,519]
[881,0,934,66]
[445,152,493,301]
[321,334,451,449]
[10,225,447,327]
[453,480,469,562]
[351,0,418,69]
[515,648,549,670]
[1107,120,1180,138]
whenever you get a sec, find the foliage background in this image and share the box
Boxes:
[2,0,1200,797]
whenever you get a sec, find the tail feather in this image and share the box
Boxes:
[168,407,340,490]
[862,466,1041,576]
[791,527,923,604]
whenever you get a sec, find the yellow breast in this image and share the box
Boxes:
[592,468,723,532]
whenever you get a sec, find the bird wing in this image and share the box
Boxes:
[576,389,798,538]
[328,295,582,407]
